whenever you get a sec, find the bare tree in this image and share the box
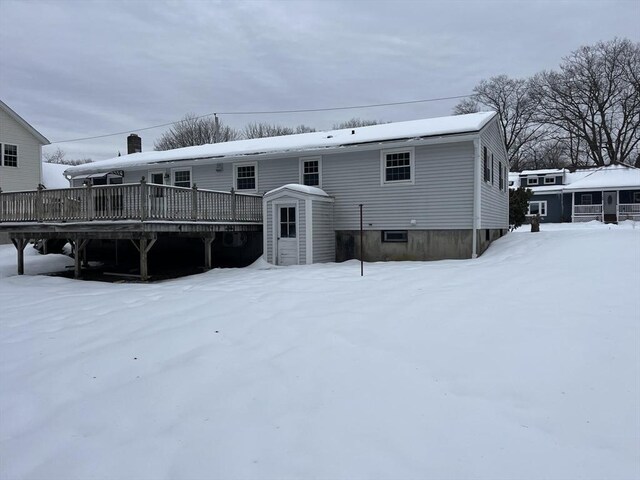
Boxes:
[43,147,92,165]
[531,38,640,166]
[154,113,241,151]
[242,122,293,139]
[332,118,383,129]
[454,75,544,170]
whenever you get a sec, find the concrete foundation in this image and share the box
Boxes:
[336,229,506,262]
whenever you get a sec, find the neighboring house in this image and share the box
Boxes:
[511,165,640,223]
[60,111,509,264]
[0,100,50,192]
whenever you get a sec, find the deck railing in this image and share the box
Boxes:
[618,203,640,215]
[573,204,603,215]
[0,181,263,223]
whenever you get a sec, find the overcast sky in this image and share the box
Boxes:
[1,0,638,161]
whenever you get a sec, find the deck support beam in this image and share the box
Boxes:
[203,236,214,270]
[131,236,157,281]
[73,238,89,279]
[11,238,28,275]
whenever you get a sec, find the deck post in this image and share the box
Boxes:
[231,188,236,221]
[11,238,28,275]
[36,184,44,222]
[85,182,92,221]
[73,238,89,279]
[203,236,214,269]
[132,236,157,281]
[140,177,148,221]
[192,184,198,221]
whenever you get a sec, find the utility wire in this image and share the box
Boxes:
[51,94,472,144]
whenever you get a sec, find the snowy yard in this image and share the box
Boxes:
[1,222,639,480]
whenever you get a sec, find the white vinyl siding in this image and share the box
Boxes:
[312,200,335,263]
[0,107,43,192]
[480,118,509,229]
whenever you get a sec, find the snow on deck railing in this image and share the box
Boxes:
[0,181,262,223]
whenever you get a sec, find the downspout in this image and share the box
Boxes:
[472,137,481,258]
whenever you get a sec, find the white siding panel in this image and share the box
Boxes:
[0,107,43,191]
[312,200,335,262]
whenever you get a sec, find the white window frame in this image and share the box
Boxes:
[233,162,258,193]
[299,156,322,188]
[527,177,539,186]
[544,176,555,184]
[380,147,415,186]
[149,170,166,185]
[1,143,19,167]
[171,167,192,188]
[527,200,547,217]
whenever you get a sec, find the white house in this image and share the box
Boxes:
[0,100,50,192]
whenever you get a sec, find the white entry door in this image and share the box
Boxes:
[148,171,167,217]
[277,205,298,265]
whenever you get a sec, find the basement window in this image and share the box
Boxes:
[382,230,408,243]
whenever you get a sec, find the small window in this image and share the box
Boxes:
[173,169,191,188]
[3,144,18,167]
[491,153,495,184]
[544,177,556,184]
[279,207,296,238]
[483,147,490,182]
[499,163,504,190]
[382,230,408,243]
[150,172,165,185]
[581,194,593,205]
[235,163,257,191]
[381,149,413,184]
[527,177,539,186]
[527,201,547,217]
[301,158,321,187]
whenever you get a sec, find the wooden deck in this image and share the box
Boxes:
[0,181,263,280]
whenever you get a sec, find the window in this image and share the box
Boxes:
[2,144,18,167]
[527,201,547,217]
[279,207,296,238]
[234,163,257,191]
[581,194,593,205]
[491,153,495,184]
[483,147,490,182]
[382,230,408,243]
[499,162,504,190]
[544,176,556,185]
[381,148,414,184]
[300,157,321,187]
[527,177,539,186]
[150,171,165,185]
[172,169,191,188]
[634,192,640,203]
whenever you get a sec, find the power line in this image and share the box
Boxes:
[51,94,472,144]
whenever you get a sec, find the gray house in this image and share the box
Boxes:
[61,111,509,264]
[0,100,50,192]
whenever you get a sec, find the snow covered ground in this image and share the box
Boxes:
[1,222,639,480]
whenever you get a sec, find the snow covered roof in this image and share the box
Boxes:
[265,184,330,198]
[520,168,566,176]
[42,162,70,189]
[65,112,497,177]
[563,165,640,191]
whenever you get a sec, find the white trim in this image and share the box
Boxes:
[233,161,258,193]
[1,143,19,168]
[527,200,548,217]
[264,188,333,203]
[380,147,415,186]
[527,177,539,186]
[171,167,192,187]
[305,199,313,264]
[299,156,322,188]
[544,176,556,184]
[472,137,481,258]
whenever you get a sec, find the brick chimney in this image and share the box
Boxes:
[127,134,142,154]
